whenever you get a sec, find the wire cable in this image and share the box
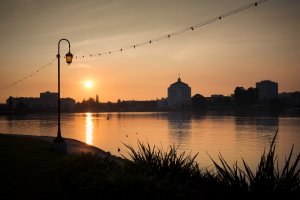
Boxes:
[74,0,269,59]
[0,58,56,90]
[0,0,269,90]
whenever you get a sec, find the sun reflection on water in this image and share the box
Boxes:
[86,112,93,145]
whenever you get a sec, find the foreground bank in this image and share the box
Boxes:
[0,133,299,200]
[0,134,119,199]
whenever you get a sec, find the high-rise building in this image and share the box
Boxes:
[256,80,278,101]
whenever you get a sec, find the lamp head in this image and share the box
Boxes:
[65,51,73,65]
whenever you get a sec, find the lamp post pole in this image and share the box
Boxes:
[54,39,73,143]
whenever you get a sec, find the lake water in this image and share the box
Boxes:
[0,112,299,169]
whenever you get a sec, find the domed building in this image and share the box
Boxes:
[167,77,191,108]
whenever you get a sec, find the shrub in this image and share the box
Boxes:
[58,131,299,199]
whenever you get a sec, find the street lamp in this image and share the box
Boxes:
[54,39,73,143]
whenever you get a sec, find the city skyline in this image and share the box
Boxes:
[2,78,287,103]
[0,0,299,103]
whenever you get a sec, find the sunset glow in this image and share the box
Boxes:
[85,112,93,145]
[0,0,299,103]
[0,1,299,197]
[84,81,93,89]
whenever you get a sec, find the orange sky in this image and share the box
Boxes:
[0,0,299,103]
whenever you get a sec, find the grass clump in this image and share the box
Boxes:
[58,153,203,200]
[123,142,201,181]
[211,131,300,196]
[58,131,300,199]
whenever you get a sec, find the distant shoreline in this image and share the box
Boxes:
[1,108,299,117]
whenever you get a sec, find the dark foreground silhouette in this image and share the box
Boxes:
[0,132,298,200]
[59,131,299,200]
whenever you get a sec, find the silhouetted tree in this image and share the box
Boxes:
[291,91,300,99]
[192,94,206,110]
[247,87,259,105]
[87,97,95,103]
[75,97,100,111]
[107,101,112,110]
[234,87,247,106]
[7,96,13,110]
[234,87,258,107]
[16,102,26,111]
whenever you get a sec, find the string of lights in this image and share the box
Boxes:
[0,58,56,90]
[74,0,269,59]
[0,0,269,90]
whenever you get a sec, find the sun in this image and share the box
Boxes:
[84,80,93,88]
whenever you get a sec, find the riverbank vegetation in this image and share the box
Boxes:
[59,132,299,199]
[0,132,299,199]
